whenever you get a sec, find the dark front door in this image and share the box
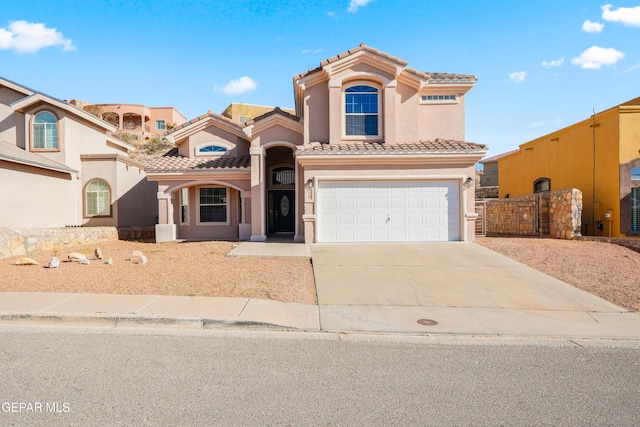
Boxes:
[268,190,295,234]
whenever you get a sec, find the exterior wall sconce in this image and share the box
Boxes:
[305,178,315,202]
[463,177,474,189]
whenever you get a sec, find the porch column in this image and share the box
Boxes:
[384,80,397,145]
[250,146,266,241]
[294,161,304,242]
[155,190,176,243]
[328,79,341,144]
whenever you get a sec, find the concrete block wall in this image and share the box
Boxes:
[0,226,155,259]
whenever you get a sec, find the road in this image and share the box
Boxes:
[1,324,639,426]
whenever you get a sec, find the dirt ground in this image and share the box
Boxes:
[477,237,640,312]
[0,240,317,305]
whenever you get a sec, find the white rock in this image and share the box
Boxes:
[104,258,113,265]
[131,250,144,262]
[137,255,147,265]
[68,252,87,262]
[13,257,39,266]
[48,257,60,268]
[79,258,90,265]
[95,248,103,260]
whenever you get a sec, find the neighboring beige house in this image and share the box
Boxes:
[221,103,296,124]
[68,100,187,139]
[0,77,157,228]
[147,44,487,243]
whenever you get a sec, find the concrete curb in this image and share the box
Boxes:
[0,313,309,331]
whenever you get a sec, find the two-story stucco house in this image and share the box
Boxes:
[147,44,487,244]
[0,77,157,228]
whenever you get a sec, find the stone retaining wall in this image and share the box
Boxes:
[483,188,582,239]
[0,226,155,259]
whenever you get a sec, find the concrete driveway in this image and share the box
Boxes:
[311,242,640,337]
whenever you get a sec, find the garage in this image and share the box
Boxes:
[317,180,460,242]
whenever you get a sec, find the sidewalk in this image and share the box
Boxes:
[2,291,640,341]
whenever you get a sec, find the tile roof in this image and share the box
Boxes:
[295,140,487,154]
[479,149,520,163]
[245,107,300,126]
[0,140,78,174]
[166,110,244,135]
[294,43,476,83]
[145,148,250,172]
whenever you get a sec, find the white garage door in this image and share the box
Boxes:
[317,181,460,242]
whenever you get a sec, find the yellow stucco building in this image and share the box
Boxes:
[498,96,640,238]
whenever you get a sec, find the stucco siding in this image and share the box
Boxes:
[305,84,330,143]
[0,162,78,227]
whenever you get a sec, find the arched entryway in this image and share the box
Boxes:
[265,146,296,236]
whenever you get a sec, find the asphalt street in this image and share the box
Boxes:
[1,324,639,426]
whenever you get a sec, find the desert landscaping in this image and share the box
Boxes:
[1,237,639,312]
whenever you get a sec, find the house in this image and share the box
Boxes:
[478,149,518,188]
[67,100,187,139]
[496,96,640,238]
[221,103,295,125]
[147,44,487,243]
[0,77,157,228]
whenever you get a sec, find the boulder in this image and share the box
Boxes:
[95,248,103,260]
[137,255,147,265]
[79,258,90,265]
[47,257,60,269]
[13,257,39,266]
[104,258,113,265]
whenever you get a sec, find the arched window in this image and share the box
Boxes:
[345,84,379,137]
[33,111,58,149]
[534,178,551,193]
[85,180,111,217]
[198,145,227,154]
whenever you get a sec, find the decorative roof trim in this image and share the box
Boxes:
[0,140,78,174]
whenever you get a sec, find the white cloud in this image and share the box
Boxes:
[531,121,545,128]
[327,11,335,17]
[582,20,604,33]
[602,4,640,26]
[542,58,564,68]
[347,0,373,13]
[302,48,323,54]
[0,20,75,53]
[622,63,640,73]
[215,76,257,95]
[508,71,527,82]
[571,45,625,69]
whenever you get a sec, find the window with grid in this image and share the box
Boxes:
[345,85,379,136]
[199,188,227,223]
[85,180,110,216]
[33,111,58,149]
[632,188,640,233]
[155,120,166,130]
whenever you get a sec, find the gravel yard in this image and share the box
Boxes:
[0,240,317,305]
[476,237,640,312]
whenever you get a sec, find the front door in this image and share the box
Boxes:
[268,190,295,234]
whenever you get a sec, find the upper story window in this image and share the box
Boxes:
[155,120,166,130]
[345,85,379,137]
[422,94,457,103]
[197,145,228,155]
[238,115,251,124]
[33,111,59,150]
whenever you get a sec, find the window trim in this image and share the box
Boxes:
[31,110,60,152]
[420,94,459,104]
[342,81,382,140]
[155,120,166,130]
[83,179,112,218]
[194,142,231,157]
[534,178,551,193]
[196,186,230,226]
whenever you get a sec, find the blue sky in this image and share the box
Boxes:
[1,0,639,158]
